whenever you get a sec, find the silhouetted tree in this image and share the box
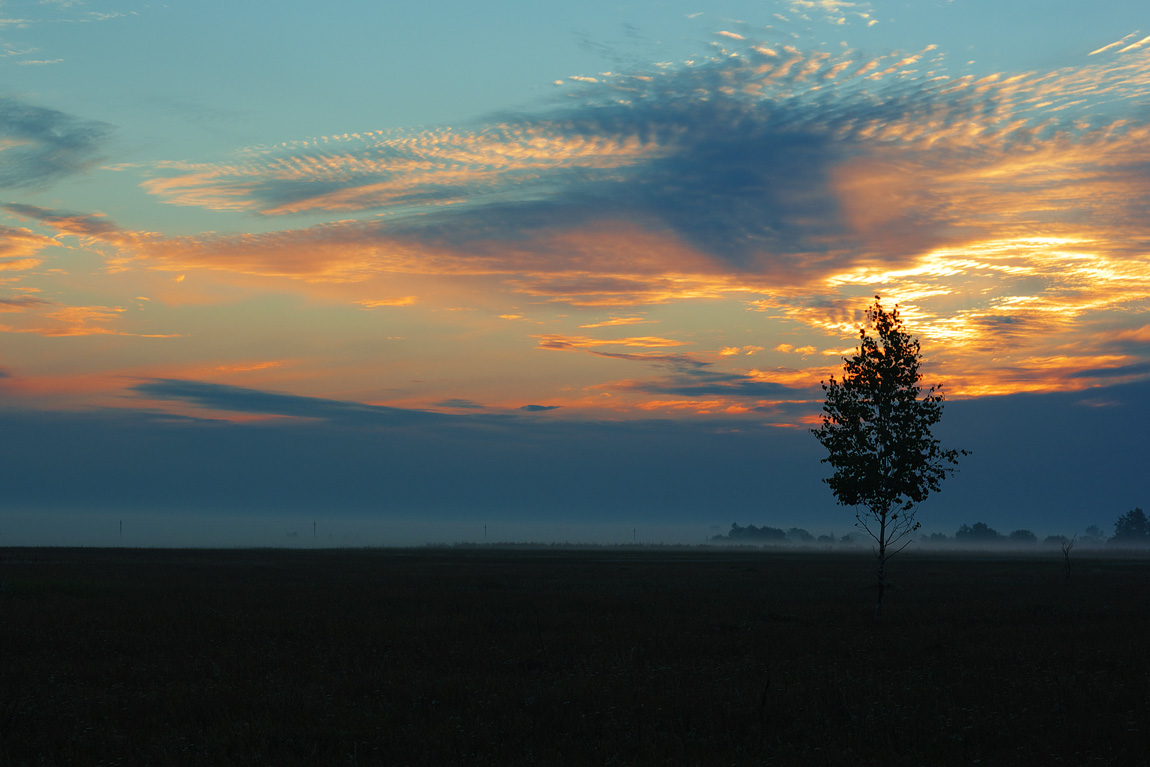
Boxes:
[812,296,966,619]
[1082,525,1106,544]
[1008,529,1037,545]
[787,527,815,543]
[715,523,786,542]
[1111,508,1149,544]
[1044,535,1070,546]
[955,522,1002,543]
[1061,535,1076,581]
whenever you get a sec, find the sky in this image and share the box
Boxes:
[1,0,1148,546]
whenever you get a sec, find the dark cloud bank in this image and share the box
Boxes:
[1,378,1145,544]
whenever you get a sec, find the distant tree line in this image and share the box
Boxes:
[715,508,1147,547]
[922,509,1148,547]
[714,523,785,542]
[712,524,835,544]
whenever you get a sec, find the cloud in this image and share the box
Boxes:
[578,316,653,328]
[356,296,417,308]
[0,260,184,337]
[121,32,1150,287]
[0,257,42,271]
[1107,325,1150,351]
[572,345,814,401]
[580,351,704,369]
[1068,360,1150,380]
[131,378,454,426]
[0,224,53,262]
[21,31,1148,311]
[528,334,809,403]
[786,0,875,26]
[434,398,486,410]
[1,203,747,305]
[215,360,284,373]
[10,32,1150,398]
[0,295,51,312]
[4,203,121,239]
[0,303,179,337]
[616,370,806,398]
[138,122,670,216]
[0,96,111,189]
[520,404,560,411]
[533,334,689,350]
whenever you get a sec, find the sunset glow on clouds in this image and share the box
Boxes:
[1,0,1148,542]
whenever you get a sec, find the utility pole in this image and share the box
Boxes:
[313,521,317,539]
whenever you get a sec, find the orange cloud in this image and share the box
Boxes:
[8,34,1150,408]
[0,257,42,271]
[533,334,689,350]
[635,398,732,413]
[0,225,54,279]
[11,206,776,310]
[578,316,653,328]
[216,361,285,373]
[720,345,764,356]
[0,302,180,338]
[139,124,673,215]
[357,296,417,308]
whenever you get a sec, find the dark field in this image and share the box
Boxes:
[1,547,1148,765]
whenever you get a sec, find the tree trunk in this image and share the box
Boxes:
[875,512,887,621]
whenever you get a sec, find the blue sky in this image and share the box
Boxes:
[2,1,1148,545]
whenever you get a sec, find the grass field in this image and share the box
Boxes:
[1,546,1147,765]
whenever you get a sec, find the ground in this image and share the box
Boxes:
[1,546,1147,765]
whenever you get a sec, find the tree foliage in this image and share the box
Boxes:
[714,523,786,542]
[812,297,963,519]
[1081,525,1106,545]
[812,297,965,617]
[1008,529,1037,545]
[955,522,1002,543]
[1112,508,1149,544]
[787,527,815,543]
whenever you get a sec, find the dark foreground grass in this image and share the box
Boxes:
[1,546,1147,765]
